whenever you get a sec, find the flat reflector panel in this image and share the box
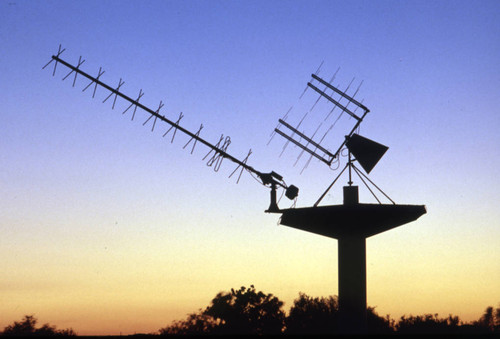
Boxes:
[346,134,388,174]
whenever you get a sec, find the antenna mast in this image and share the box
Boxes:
[270,67,426,333]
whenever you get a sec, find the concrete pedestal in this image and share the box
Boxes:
[338,235,367,333]
[277,185,426,334]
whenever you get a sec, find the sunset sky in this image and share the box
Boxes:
[1,0,499,335]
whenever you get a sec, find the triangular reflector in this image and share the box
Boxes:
[346,134,388,174]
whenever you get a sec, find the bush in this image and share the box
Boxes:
[159,285,285,335]
[2,315,76,337]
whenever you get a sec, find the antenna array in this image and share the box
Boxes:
[43,45,298,206]
[273,69,370,170]
[271,65,394,205]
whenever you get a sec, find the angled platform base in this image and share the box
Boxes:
[277,188,426,333]
[279,203,426,239]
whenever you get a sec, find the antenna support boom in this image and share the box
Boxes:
[44,48,299,211]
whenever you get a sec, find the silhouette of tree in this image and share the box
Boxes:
[1,315,76,337]
[159,286,500,336]
[395,313,462,334]
[285,293,392,334]
[479,306,495,331]
[203,285,285,334]
[472,305,500,333]
[2,315,38,336]
[158,312,219,335]
[159,285,285,335]
[366,306,394,334]
[285,293,339,334]
[496,306,500,332]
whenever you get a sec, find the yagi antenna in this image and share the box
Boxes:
[274,73,369,167]
[43,45,299,212]
[274,119,335,165]
[299,81,364,174]
[306,74,370,160]
[271,69,396,205]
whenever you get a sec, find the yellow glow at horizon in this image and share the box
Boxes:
[3,208,499,335]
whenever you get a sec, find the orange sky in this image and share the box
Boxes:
[1,0,499,335]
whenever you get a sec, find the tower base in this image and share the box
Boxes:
[338,235,367,333]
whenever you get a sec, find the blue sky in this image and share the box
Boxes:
[1,0,499,335]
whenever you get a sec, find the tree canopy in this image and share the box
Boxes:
[159,285,500,335]
[159,285,392,335]
[1,315,76,337]
[286,293,339,334]
[2,289,498,335]
[159,285,285,335]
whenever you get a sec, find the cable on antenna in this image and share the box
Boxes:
[205,136,231,172]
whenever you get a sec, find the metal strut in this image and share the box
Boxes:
[315,152,395,206]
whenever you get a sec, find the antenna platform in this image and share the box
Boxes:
[270,70,426,333]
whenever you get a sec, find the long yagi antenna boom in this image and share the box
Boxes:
[46,53,295,197]
[50,56,253,169]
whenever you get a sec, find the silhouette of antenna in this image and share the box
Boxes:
[43,45,298,211]
[274,73,370,168]
[270,67,426,333]
[45,48,426,333]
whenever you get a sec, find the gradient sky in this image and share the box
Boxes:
[1,0,499,335]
